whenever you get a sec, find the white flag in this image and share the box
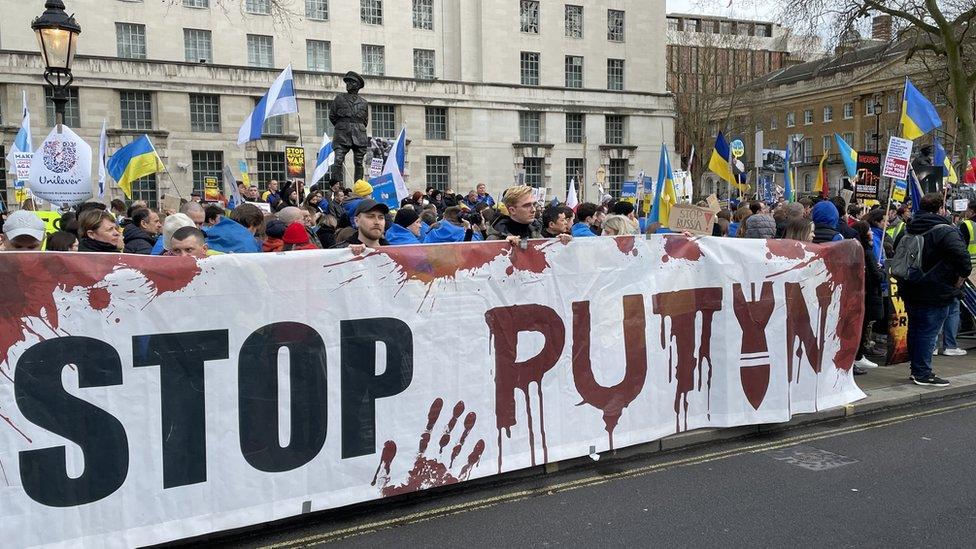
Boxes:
[97,119,107,200]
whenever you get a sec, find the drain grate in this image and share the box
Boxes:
[765,445,859,471]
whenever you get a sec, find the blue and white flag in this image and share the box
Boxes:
[223,163,243,210]
[5,90,32,169]
[237,64,298,146]
[310,132,335,187]
[97,119,107,200]
[382,126,408,201]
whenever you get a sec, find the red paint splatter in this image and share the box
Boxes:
[613,235,638,256]
[572,295,647,450]
[652,288,723,431]
[765,239,807,260]
[661,235,703,263]
[485,304,564,472]
[0,253,202,368]
[373,399,485,497]
[769,241,863,373]
[732,283,775,410]
[87,287,111,311]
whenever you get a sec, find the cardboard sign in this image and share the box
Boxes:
[882,136,913,180]
[706,194,721,212]
[839,189,854,209]
[953,198,969,212]
[285,147,306,179]
[204,177,220,201]
[369,157,384,178]
[669,203,716,236]
[856,153,881,200]
[160,194,182,214]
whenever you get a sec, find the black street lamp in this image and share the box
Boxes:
[31,0,81,128]
[873,98,883,153]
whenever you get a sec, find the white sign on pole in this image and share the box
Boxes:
[953,198,969,212]
[881,136,913,180]
[14,152,33,181]
[28,125,93,206]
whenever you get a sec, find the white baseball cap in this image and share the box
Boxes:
[3,210,46,242]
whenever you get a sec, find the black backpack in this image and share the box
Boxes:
[890,225,948,282]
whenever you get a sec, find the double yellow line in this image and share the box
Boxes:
[262,399,976,547]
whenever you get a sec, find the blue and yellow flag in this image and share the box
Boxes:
[892,178,907,202]
[933,138,957,184]
[901,78,942,140]
[833,133,858,178]
[708,131,736,188]
[106,135,164,199]
[783,144,794,202]
[649,143,677,227]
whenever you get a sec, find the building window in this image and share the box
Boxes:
[786,111,795,127]
[720,21,732,35]
[189,94,220,132]
[246,0,270,14]
[426,155,450,190]
[565,55,583,88]
[425,106,448,140]
[184,29,212,63]
[608,158,627,198]
[605,115,624,144]
[191,150,223,194]
[822,135,831,154]
[802,137,813,162]
[413,0,433,30]
[362,44,385,76]
[887,93,898,112]
[865,100,877,116]
[520,51,540,86]
[371,104,396,138]
[524,157,544,187]
[520,0,539,34]
[45,87,80,127]
[306,0,328,20]
[865,130,876,151]
[519,111,541,143]
[566,113,584,143]
[608,9,625,42]
[315,100,334,136]
[183,0,209,7]
[770,115,778,130]
[566,158,585,191]
[306,40,331,72]
[255,97,284,135]
[130,174,159,209]
[565,5,583,38]
[607,59,624,91]
[116,23,147,59]
[256,151,287,189]
[823,105,833,122]
[843,102,854,119]
[247,34,274,68]
[120,91,153,130]
[803,109,813,125]
[361,0,383,25]
[414,49,435,80]
[843,132,855,147]
[803,173,812,193]
[667,18,679,31]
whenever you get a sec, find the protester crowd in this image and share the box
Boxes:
[1,177,973,386]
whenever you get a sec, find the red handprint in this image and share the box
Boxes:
[371,398,486,497]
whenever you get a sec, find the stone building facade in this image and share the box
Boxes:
[0,0,674,208]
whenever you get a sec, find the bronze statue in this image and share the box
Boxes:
[329,71,369,184]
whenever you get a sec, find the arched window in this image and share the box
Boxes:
[803,173,813,192]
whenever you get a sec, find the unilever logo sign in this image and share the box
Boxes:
[29,125,93,206]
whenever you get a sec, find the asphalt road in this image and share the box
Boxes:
[202,396,976,548]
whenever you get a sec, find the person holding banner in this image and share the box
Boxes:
[334,199,390,252]
[853,220,885,372]
[486,186,547,244]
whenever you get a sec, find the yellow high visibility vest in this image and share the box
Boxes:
[886,220,906,240]
[963,219,976,262]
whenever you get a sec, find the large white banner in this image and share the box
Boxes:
[27,125,93,207]
[0,236,866,547]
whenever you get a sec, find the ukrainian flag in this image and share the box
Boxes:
[649,143,677,227]
[933,138,958,184]
[901,78,942,140]
[833,133,858,178]
[708,131,736,188]
[106,135,164,198]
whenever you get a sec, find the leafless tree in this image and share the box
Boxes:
[163,0,300,27]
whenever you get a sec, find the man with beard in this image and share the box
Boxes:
[334,199,389,254]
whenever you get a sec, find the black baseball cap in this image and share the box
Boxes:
[354,199,389,216]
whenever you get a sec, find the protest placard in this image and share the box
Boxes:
[285,146,306,179]
[953,198,969,212]
[882,137,912,180]
[669,203,716,235]
[204,176,220,201]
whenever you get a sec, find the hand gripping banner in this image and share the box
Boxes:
[0,236,865,547]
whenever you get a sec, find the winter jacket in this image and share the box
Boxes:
[862,242,885,323]
[122,225,157,255]
[811,202,843,243]
[571,222,597,237]
[744,214,776,239]
[204,217,261,254]
[77,237,119,253]
[870,225,889,294]
[262,237,284,253]
[316,225,338,249]
[419,221,431,241]
[726,222,740,237]
[893,211,972,307]
[385,223,422,245]
[332,233,390,248]
[486,216,544,240]
[424,221,479,244]
[151,238,165,255]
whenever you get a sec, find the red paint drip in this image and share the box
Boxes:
[449,412,477,467]
[653,288,724,432]
[662,235,704,262]
[371,440,397,486]
[765,239,808,260]
[0,410,32,442]
[0,253,201,368]
[438,401,465,454]
[740,366,771,410]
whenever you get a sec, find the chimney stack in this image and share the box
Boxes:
[872,15,892,41]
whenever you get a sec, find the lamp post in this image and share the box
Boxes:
[31,0,81,130]
[873,98,883,153]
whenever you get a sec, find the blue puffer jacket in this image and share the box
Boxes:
[204,217,261,253]
[423,221,482,244]
[572,222,597,237]
[385,224,421,245]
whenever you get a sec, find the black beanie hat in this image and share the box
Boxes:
[394,208,420,228]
